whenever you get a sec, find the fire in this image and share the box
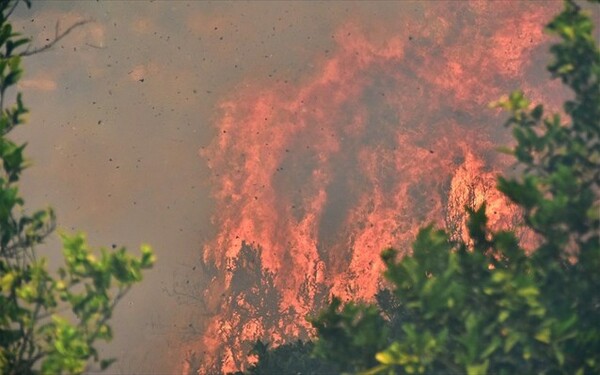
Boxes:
[186,2,559,373]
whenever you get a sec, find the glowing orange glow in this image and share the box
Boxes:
[187,2,559,373]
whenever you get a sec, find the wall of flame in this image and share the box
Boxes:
[184,2,563,373]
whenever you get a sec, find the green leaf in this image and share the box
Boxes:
[375,351,394,365]
[534,327,551,344]
[498,310,510,323]
[516,286,539,298]
[504,332,522,355]
[466,360,489,375]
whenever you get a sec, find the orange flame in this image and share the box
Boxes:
[187,2,559,373]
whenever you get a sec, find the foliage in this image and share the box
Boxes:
[308,1,599,374]
[0,1,155,374]
[309,297,389,373]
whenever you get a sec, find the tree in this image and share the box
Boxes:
[248,1,598,374]
[0,1,155,374]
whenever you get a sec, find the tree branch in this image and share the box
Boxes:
[19,18,92,57]
[4,0,22,20]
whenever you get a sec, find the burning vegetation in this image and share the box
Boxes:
[184,2,563,373]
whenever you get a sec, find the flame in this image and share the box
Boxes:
[186,2,559,373]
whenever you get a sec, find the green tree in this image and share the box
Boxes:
[0,1,155,374]
[309,0,599,374]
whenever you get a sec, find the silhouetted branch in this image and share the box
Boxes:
[4,0,21,19]
[20,18,92,57]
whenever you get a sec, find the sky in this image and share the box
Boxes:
[9,1,569,373]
